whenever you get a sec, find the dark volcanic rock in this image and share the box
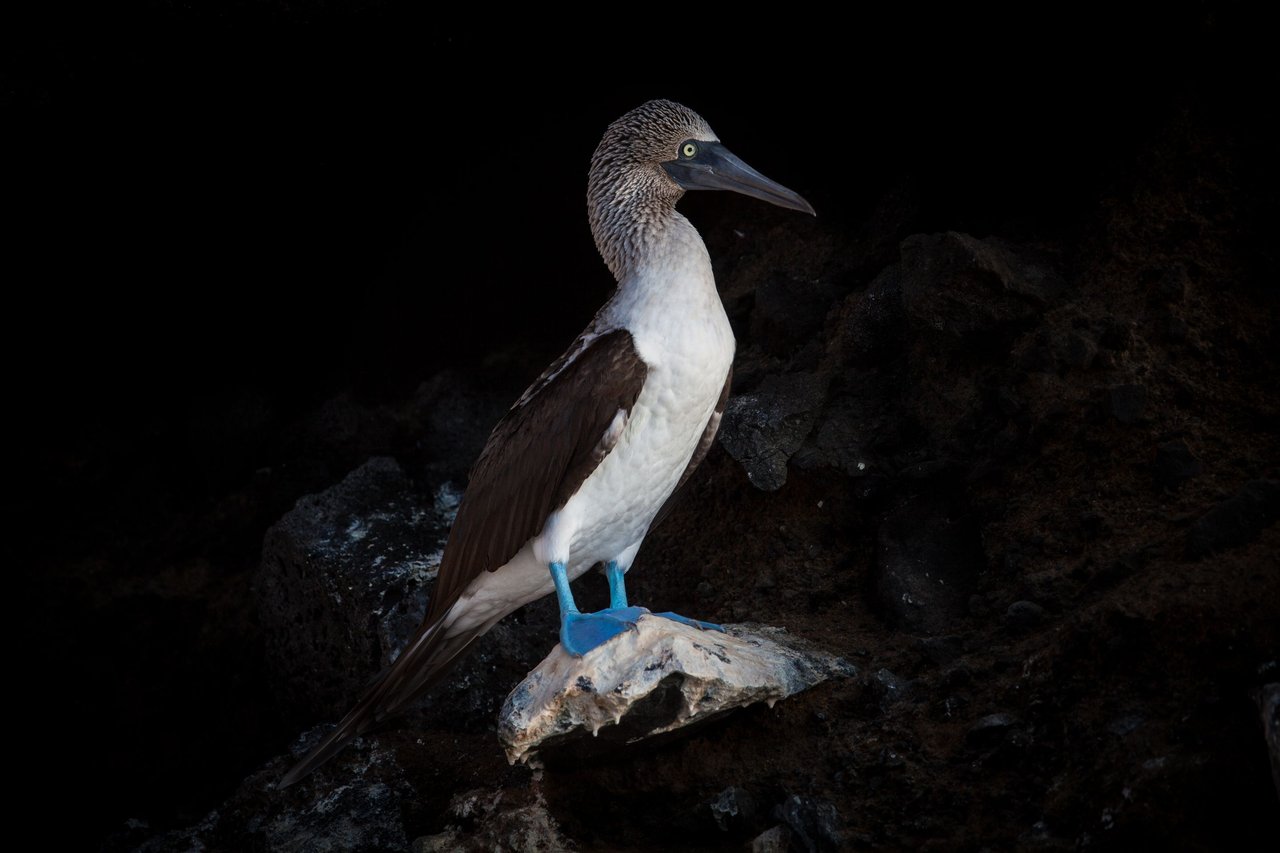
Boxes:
[408,371,516,485]
[412,786,571,852]
[1153,439,1203,489]
[1061,330,1099,370]
[871,667,913,708]
[831,265,906,366]
[874,496,982,634]
[749,826,794,853]
[709,785,758,832]
[140,736,415,853]
[720,372,828,491]
[1110,383,1148,424]
[1106,713,1146,737]
[1186,479,1280,557]
[752,272,843,356]
[791,391,879,480]
[899,231,1064,346]
[967,713,1021,748]
[256,457,458,719]
[776,794,842,853]
[1259,683,1280,803]
[1004,600,1045,634]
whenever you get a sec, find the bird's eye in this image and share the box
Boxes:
[681,142,698,159]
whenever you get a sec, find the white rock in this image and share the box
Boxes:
[498,615,855,764]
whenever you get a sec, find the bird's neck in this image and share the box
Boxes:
[588,169,724,348]
[595,210,726,368]
[620,204,715,282]
[588,165,690,281]
[592,189,708,282]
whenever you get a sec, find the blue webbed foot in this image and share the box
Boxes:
[560,606,649,657]
[653,611,725,633]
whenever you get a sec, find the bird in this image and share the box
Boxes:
[280,99,813,787]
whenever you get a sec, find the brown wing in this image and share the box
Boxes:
[651,366,732,529]
[426,327,649,621]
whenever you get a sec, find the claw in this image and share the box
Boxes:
[653,611,725,633]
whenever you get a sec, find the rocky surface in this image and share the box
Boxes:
[499,617,854,765]
[135,739,418,853]
[720,373,829,491]
[15,7,1279,852]
[411,784,573,852]
[256,457,458,719]
[1260,683,1280,803]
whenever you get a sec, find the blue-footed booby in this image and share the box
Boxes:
[281,99,813,787]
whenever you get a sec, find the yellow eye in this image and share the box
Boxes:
[681,142,698,158]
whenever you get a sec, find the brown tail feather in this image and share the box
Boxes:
[279,610,478,788]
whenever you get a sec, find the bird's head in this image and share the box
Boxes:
[589,99,815,218]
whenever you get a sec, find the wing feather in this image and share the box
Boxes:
[426,327,649,621]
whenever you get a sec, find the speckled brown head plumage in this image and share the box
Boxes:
[587,99,814,280]
[587,100,719,279]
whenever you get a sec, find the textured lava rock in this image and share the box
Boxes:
[719,372,829,491]
[408,371,518,485]
[1004,600,1046,634]
[831,265,906,366]
[967,712,1022,748]
[1110,383,1148,424]
[139,736,416,853]
[899,231,1064,345]
[498,617,854,764]
[1258,684,1280,802]
[1153,439,1203,489]
[255,457,458,719]
[1059,330,1100,370]
[776,794,842,853]
[1186,479,1280,557]
[751,271,843,356]
[750,826,794,853]
[709,785,758,833]
[412,786,571,852]
[874,496,982,634]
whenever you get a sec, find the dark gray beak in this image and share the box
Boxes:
[662,141,815,216]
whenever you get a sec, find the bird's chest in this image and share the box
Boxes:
[626,307,734,468]
[562,294,733,563]
[626,300,735,448]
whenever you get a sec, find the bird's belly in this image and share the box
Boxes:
[561,349,730,569]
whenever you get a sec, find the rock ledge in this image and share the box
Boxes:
[498,616,854,764]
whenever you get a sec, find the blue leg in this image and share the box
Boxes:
[550,562,646,657]
[605,560,628,609]
[605,559,723,634]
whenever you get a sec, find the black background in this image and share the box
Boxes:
[13,5,1252,417]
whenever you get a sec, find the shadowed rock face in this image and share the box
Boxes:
[719,373,828,492]
[256,458,457,720]
[20,10,1279,853]
[873,495,981,635]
